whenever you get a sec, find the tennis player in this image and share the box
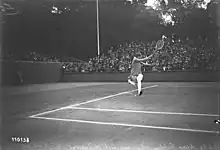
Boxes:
[128,52,154,96]
[128,38,164,96]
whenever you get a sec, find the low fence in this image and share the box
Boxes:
[1,61,62,86]
[1,60,219,86]
[62,71,220,82]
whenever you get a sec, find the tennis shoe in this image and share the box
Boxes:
[135,90,143,96]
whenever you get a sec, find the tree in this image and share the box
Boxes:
[126,0,217,44]
[0,2,20,24]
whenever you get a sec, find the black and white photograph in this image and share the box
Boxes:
[1,0,220,149]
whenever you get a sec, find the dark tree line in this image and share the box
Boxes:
[2,0,219,59]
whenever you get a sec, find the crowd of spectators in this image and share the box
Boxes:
[70,38,219,73]
[1,37,219,73]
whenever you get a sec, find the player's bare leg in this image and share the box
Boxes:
[128,77,138,96]
[128,75,136,86]
[128,78,136,86]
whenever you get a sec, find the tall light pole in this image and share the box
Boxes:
[96,0,100,56]
[217,1,220,70]
[0,0,3,86]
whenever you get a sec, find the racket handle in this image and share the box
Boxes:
[152,49,158,55]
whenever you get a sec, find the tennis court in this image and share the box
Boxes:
[2,82,220,150]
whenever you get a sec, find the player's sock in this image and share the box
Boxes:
[137,81,142,95]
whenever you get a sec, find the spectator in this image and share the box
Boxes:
[2,37,218,73]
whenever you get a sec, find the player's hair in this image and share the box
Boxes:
[135,52,142,58]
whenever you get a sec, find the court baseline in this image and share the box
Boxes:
[30,116,219,134]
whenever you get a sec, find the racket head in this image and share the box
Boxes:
[155,40,164,50]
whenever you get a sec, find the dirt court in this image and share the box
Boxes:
[2,82,220,150]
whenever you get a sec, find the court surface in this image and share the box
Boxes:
[2,82,220,150]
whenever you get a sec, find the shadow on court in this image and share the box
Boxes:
[2,82,220,150]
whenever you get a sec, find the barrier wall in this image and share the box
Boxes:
[1,61,62,86]
[62,71,220,82]
[1,60,219,86]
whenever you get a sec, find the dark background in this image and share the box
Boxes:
[2,0,218,61]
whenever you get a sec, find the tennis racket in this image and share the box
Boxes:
[152,39,164,55]
[142,39,164,66]
[144,39,164,61]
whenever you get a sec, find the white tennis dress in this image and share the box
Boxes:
[130,57,143,82]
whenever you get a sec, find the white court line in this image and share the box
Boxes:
[29,85,158,118]
[30,116,219,134]
[68,85,158,107]
[68,107,220,117]
[165,85,218,88]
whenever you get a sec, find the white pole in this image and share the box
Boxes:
[217,2,220,70]
[96,0,100,56]
[0,1,3,86]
